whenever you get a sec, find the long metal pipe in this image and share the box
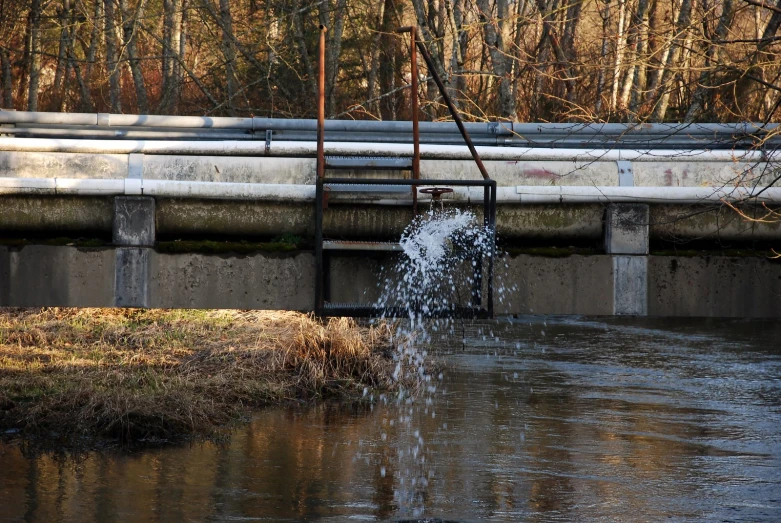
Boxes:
[0,137,768,162]
[3,111,776,137]
[2,177,779,204]
[9,128,760,150]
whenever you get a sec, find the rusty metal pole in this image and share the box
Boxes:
[397,26,421,214]
[410,27,420,214]
[317,25,326,184]
[414,39,491,181]
[315,24,327,316]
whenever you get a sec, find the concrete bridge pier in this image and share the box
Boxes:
[113,197,155,307]
[605,204,649,315]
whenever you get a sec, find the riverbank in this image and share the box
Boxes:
[0,308,417,449]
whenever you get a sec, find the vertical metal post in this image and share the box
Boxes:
[397,26,421,215]
[410,27,420,215]
[317,25,326,183]
[488,182,496,318]
[315,25,327,316]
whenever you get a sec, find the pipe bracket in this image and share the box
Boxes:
[128,153,144,179]
[616,160,634,186]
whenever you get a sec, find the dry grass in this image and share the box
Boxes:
[0,308,419,446]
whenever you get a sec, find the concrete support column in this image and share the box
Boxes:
[113,196,155,307]
[605,204,649,315]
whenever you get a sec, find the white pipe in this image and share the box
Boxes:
[0,110,255,129]
[141,179,315,201]
[2,111,777,136]
[0,137,768,162]
[0,178,317,201]
[506,186,781,204]
[428,186,781,204]
[0,177,779,204]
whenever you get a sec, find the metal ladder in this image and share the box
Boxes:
[313,24,496,319]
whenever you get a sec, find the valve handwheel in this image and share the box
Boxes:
[419,187,454,200]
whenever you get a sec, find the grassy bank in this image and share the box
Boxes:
[0,309,416,448]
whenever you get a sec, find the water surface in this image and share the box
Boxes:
[1,316,779,522]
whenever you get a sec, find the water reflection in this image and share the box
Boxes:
[1,317,780,522]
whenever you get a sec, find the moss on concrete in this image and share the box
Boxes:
[504,246,601,258]
[0,237,107,248]
[650,248,780,259]
[155,237,305,255]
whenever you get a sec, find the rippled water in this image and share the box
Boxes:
[1,316,780,522]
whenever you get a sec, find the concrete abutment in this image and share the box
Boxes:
[0,196,775,317]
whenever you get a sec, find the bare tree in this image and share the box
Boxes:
[27,0,43,111]
[120,0,149,113]
[0,48,12,108]
[219,0,238,114]
[105,0,122,112]
[650,0,693,120]
[477,0,517,120]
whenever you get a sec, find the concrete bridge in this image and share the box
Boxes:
[1,111,779,318]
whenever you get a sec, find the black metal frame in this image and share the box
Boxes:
[315,177,497,319]
[315,25,497,320]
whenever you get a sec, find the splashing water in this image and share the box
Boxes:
[370,207,499,517]
[376,208,495,333]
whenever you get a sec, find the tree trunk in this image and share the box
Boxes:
[219,0,238,114]
[477,0,517,120]
[105,0,122,112]
[320,0,347,117]
[379,0,404,120]
[0,48,13,108]
[69,12,95,113]
[535,0,577,115]
[611,0,628,111]
[16,7,32,107]
[412,0,451,118]
[732,0,781,120]
[85,0,102,80]
[366,0,385,117]
[446,0,466,110]
[291,0,315,103]
[562,0,583,105]
[120,0,149,114]
[176,0,188,112]
[54,0,73,111]
[160,0,178,113]
[27,0,42,111]
[628,0,650,117]
[595,0,612,116]
[651,0,693,121]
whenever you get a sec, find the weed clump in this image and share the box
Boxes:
[0,309,419,447]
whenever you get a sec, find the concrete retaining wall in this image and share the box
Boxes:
[1,196,779,242]
[648,256,781,317]
[0,245,115,306]
[1,245,778,318]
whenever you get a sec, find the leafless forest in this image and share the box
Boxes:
[0,0,779,122]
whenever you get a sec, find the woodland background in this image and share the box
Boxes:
[0,0,780,123]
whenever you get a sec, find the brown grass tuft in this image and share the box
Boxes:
[0,308,422,447]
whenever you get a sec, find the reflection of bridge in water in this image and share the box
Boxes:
[0,110,779,317]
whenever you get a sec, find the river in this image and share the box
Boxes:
[1,316,780,522]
